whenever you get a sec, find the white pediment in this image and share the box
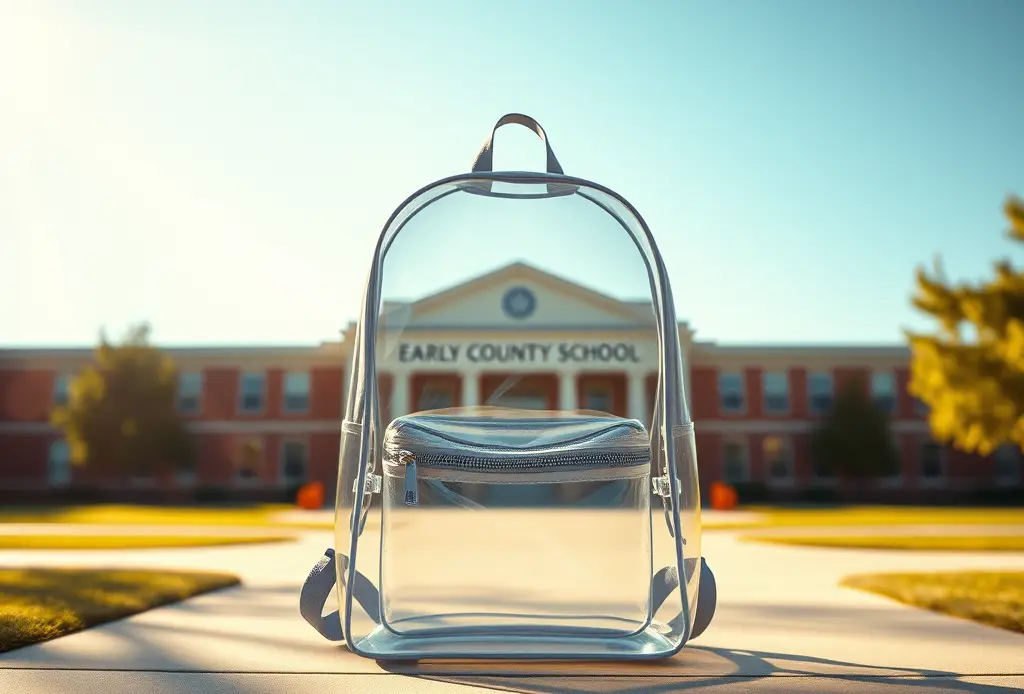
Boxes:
[383,263,654,331]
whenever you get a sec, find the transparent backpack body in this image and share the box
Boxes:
[333,115,708,660]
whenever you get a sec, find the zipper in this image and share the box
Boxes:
[396,449,418,506]
[385,447,650,507]
[387,418,645,454]
[383,416,651,508]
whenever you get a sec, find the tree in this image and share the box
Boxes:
[905,195,1024,455]
[50,323,195,479]
[810,382,901,481]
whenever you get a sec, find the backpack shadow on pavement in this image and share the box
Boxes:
[376,646,1018,694]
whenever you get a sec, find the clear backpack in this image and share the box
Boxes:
[299,114,717,661]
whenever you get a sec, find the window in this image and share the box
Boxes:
[764,435,793,482]
[48,440,71,486]
[53,374,71,407]
[994,445,1020,485]
[177,372,203,414]
[870,372,896,414]
[492,395,547,410]
[490,386,547,410]
[419,383,455,410]
[281,440,309,484]
[583,385,613,413]
[238,372,265,414]
[919,441,944,481]
[763,371,789,414]
[132,467,156,487]
[722,440,749,484]
[807,371,833,415]
[914,397,930,417]
[236,438,264,481]
[176,468,197,486]
[718,372,745,413]
[883,436,904,481]
[812,454,835,480]
[283,372,310,413]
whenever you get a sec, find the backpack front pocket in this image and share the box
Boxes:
[378,413,655,637]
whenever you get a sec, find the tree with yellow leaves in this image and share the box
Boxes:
[905,195,1024,455]
[50,323,195,479]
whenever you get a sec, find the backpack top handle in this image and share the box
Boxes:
[471,113,565,175]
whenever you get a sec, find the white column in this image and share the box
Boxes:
[391,371,410,419]
[461,371,479,408]
[681,359,692,416]
[560,371,578,411]
[628,370,647,423]
[679,326,692,415]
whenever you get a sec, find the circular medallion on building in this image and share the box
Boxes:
[502,286,537,320]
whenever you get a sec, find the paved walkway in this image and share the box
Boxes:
[1,522,1022,692]
[739,523,1024,537]
[269,508,772,528]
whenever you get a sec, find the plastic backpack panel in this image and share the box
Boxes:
[301,114,715,661]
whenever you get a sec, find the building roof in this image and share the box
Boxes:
[1,263,908,364]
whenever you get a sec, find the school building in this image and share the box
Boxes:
[1,262,1020,504]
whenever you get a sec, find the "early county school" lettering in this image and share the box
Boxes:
[397,342,642,364]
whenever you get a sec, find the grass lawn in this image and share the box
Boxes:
[706,506,1024,530]
[742,534,1024,552]
[0,504,324,528]
[0,568,239,653]
[0,534,294,550]
[842,571,1024,635]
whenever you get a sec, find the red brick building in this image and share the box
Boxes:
[1,263,1020,504]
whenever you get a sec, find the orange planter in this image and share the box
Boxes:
[296,481,325,510]
[709,481,738,511]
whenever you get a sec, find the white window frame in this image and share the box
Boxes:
[917,439,947,487]
[490,394,548,410]
[721,437,750,485]
[48,440,71,486]
[177,372,204,415]
[418,381,457,411]
[52,374,71,408]
[870,371,897,416]
[238,371,266,415]
[764,435,795,486]
[993,444,1021,487]
[582,383,614,414]
[763,371,790,415]
[718,371,746,415]
[283,371,311,414]
[280,437,310,486]
[807,371,833,416]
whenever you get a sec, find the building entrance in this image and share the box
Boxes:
[481,373,559,411]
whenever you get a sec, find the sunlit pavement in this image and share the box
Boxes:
[266,508,771,528]
[736,523,1024,537]
[1,522,1023,693]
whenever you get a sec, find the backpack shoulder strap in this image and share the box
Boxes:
[299,548,707,643]
[299,548,381,642]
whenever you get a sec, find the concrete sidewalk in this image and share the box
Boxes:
[268,508,771,528]
[738,523,1024,537]
[1,527,1022,692]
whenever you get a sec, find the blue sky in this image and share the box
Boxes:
[3,0,1022,347]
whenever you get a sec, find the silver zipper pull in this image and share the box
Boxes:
[399,450,418,506]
